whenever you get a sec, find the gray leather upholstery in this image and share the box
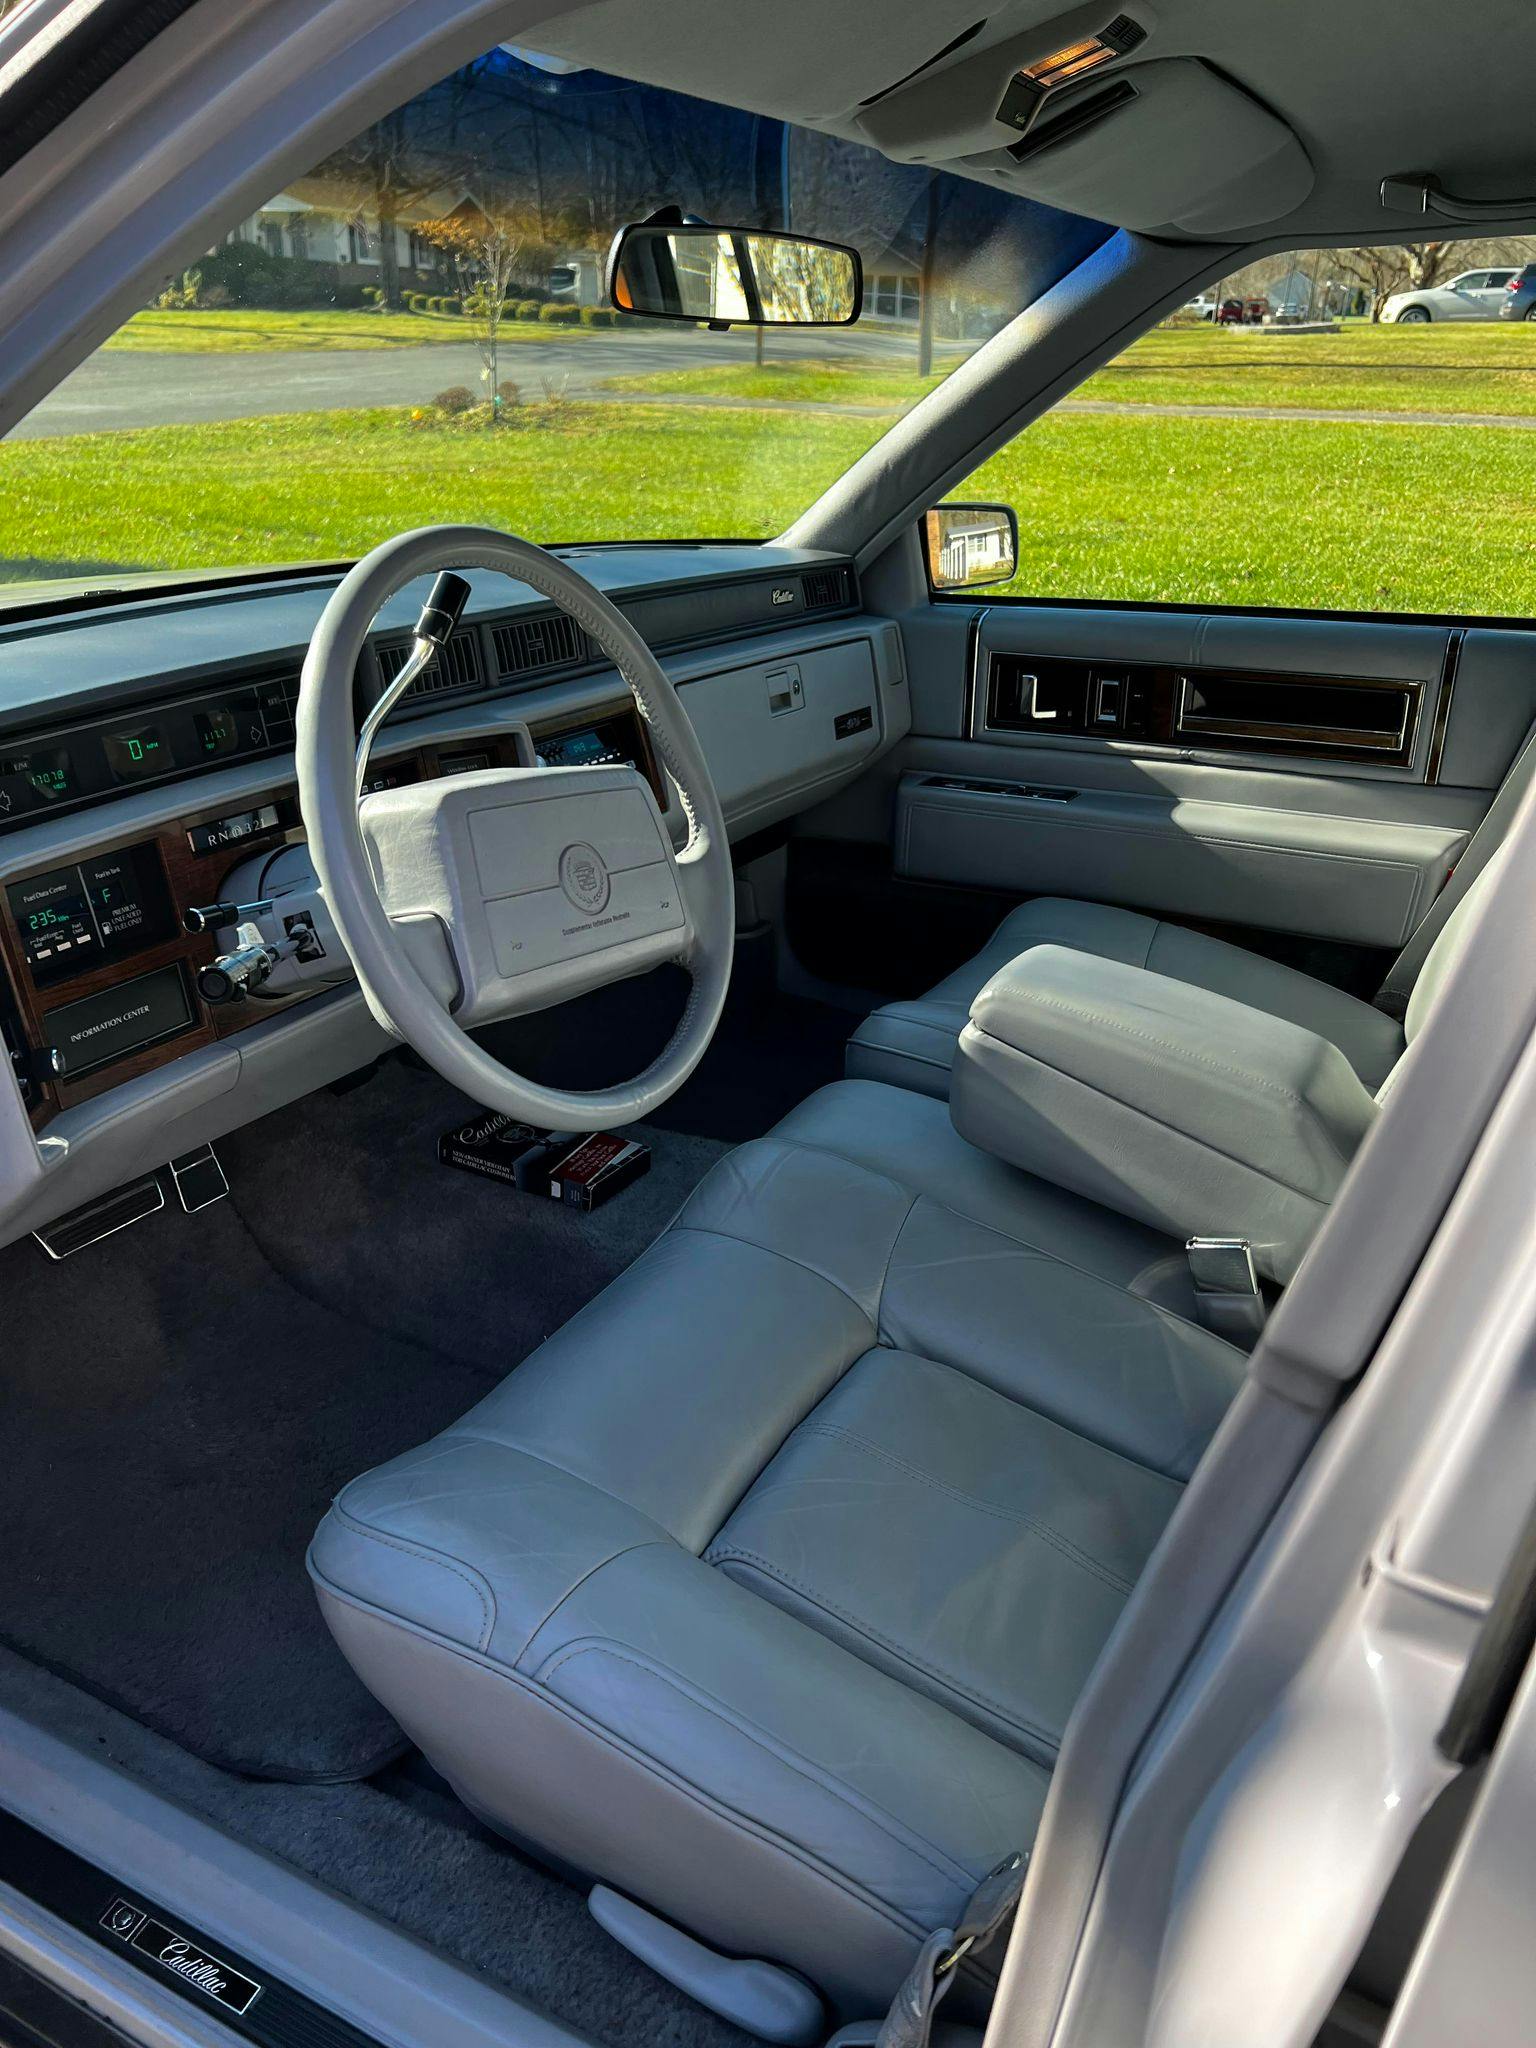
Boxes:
[311,1078,1246,2019]
[846,896,1407,1100]
[951,946,1378,1285]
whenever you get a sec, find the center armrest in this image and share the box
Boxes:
[949,945,1378,1284]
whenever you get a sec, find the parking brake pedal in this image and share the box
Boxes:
[171,1144,228,1214]
[588,1887,823,2045]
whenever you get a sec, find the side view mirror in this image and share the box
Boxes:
[924,503,1020,591]
[606,222,861,327]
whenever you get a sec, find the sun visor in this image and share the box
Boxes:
[974,58,1314,232]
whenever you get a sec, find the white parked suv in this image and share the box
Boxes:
[1383,267,1521,321]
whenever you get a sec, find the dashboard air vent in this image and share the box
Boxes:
[377,629,483,697]
[801,567,853,611]
[492,612,589,678]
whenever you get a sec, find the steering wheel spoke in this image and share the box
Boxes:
[298,527,733,1124]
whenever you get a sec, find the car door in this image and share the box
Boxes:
[1477,268,1517,316]
[790,247,1536,1001]
[1444,270,1498,318]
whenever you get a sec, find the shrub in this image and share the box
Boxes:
[496,380,521,408]
[440,295,462,316]
[538,301,582,325]
[512,299,543,321]
[200,239,339,308]
[363,285,384,306]
[578,305,618,328]
[434,385,475,414]
[403,291,427,313]
[154,267,202,311]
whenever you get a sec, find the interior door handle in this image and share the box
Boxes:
[1022,674,1057,721]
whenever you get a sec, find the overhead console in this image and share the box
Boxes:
[855,11,1313,233]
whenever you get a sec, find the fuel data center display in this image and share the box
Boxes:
[7,840,177,989]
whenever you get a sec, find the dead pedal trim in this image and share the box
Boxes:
[0,1809,380,2047]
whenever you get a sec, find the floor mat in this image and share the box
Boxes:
[0,1072,728,1780]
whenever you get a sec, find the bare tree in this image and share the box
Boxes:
[415,210,534,418]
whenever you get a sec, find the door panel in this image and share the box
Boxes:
[814,601,1535,954]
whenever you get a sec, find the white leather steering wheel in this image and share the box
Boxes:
[296,525,734,1126]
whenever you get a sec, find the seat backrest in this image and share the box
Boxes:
[1404,854,1503,1044]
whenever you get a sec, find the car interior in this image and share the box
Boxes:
[1,4,1535,2048]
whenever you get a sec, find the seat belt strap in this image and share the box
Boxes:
[1376,720,1536,1018]
[872,1852,1027,2048]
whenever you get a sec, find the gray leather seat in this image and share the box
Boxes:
[311,1077,1247,2019]
[847,895,1409,1099]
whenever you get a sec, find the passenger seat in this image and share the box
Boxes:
[846,887,1485,1101]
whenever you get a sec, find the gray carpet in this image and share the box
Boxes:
[0,1059,728,1780]
[0,1644,750,2048]
[219,1054,729,1376]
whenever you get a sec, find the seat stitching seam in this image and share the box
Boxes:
[845,1345,1201,1489]
[534,1641,979,1892]
[766,1135,1243,1354]
[330,1499,495,1650]
[423,1431,677,1539]
[774,1422,1138,1594]
[315,1578,961,1945]
[709,1546,1065,1757]
[851,1042,955,1073]
[668,1222,882,1331]
[874,1192,922,1335]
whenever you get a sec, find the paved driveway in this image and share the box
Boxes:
[8,327,958,439]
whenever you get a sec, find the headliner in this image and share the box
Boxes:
[520,0,1536,243]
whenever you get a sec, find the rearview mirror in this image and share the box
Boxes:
[924,504,1020,591]
[606,224,861,327]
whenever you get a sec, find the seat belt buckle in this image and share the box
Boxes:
[864,1851,1028,2048]
[1187,1236,1266,1342]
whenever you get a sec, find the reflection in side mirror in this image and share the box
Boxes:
[606,224,861,327]
[924,503,1019,591]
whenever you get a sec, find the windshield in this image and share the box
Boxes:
[0,48,1103,589]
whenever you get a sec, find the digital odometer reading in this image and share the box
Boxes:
[0,746,79,819]
[194,705,243,758]
[104,723,176,783]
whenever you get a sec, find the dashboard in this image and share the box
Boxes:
[2,717,659,1122]
[0,543,906,1244]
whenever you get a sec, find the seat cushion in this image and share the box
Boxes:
[707,1345,1182,1764]
[310,1080,1246,2018]
[846,896,1406,1099]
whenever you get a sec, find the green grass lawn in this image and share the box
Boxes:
[105,308,616,352]
[0,405,882,574]
[4,400,1534,613]
[607,319,1536,418]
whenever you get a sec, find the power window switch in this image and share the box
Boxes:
[1093,675,1125,727]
